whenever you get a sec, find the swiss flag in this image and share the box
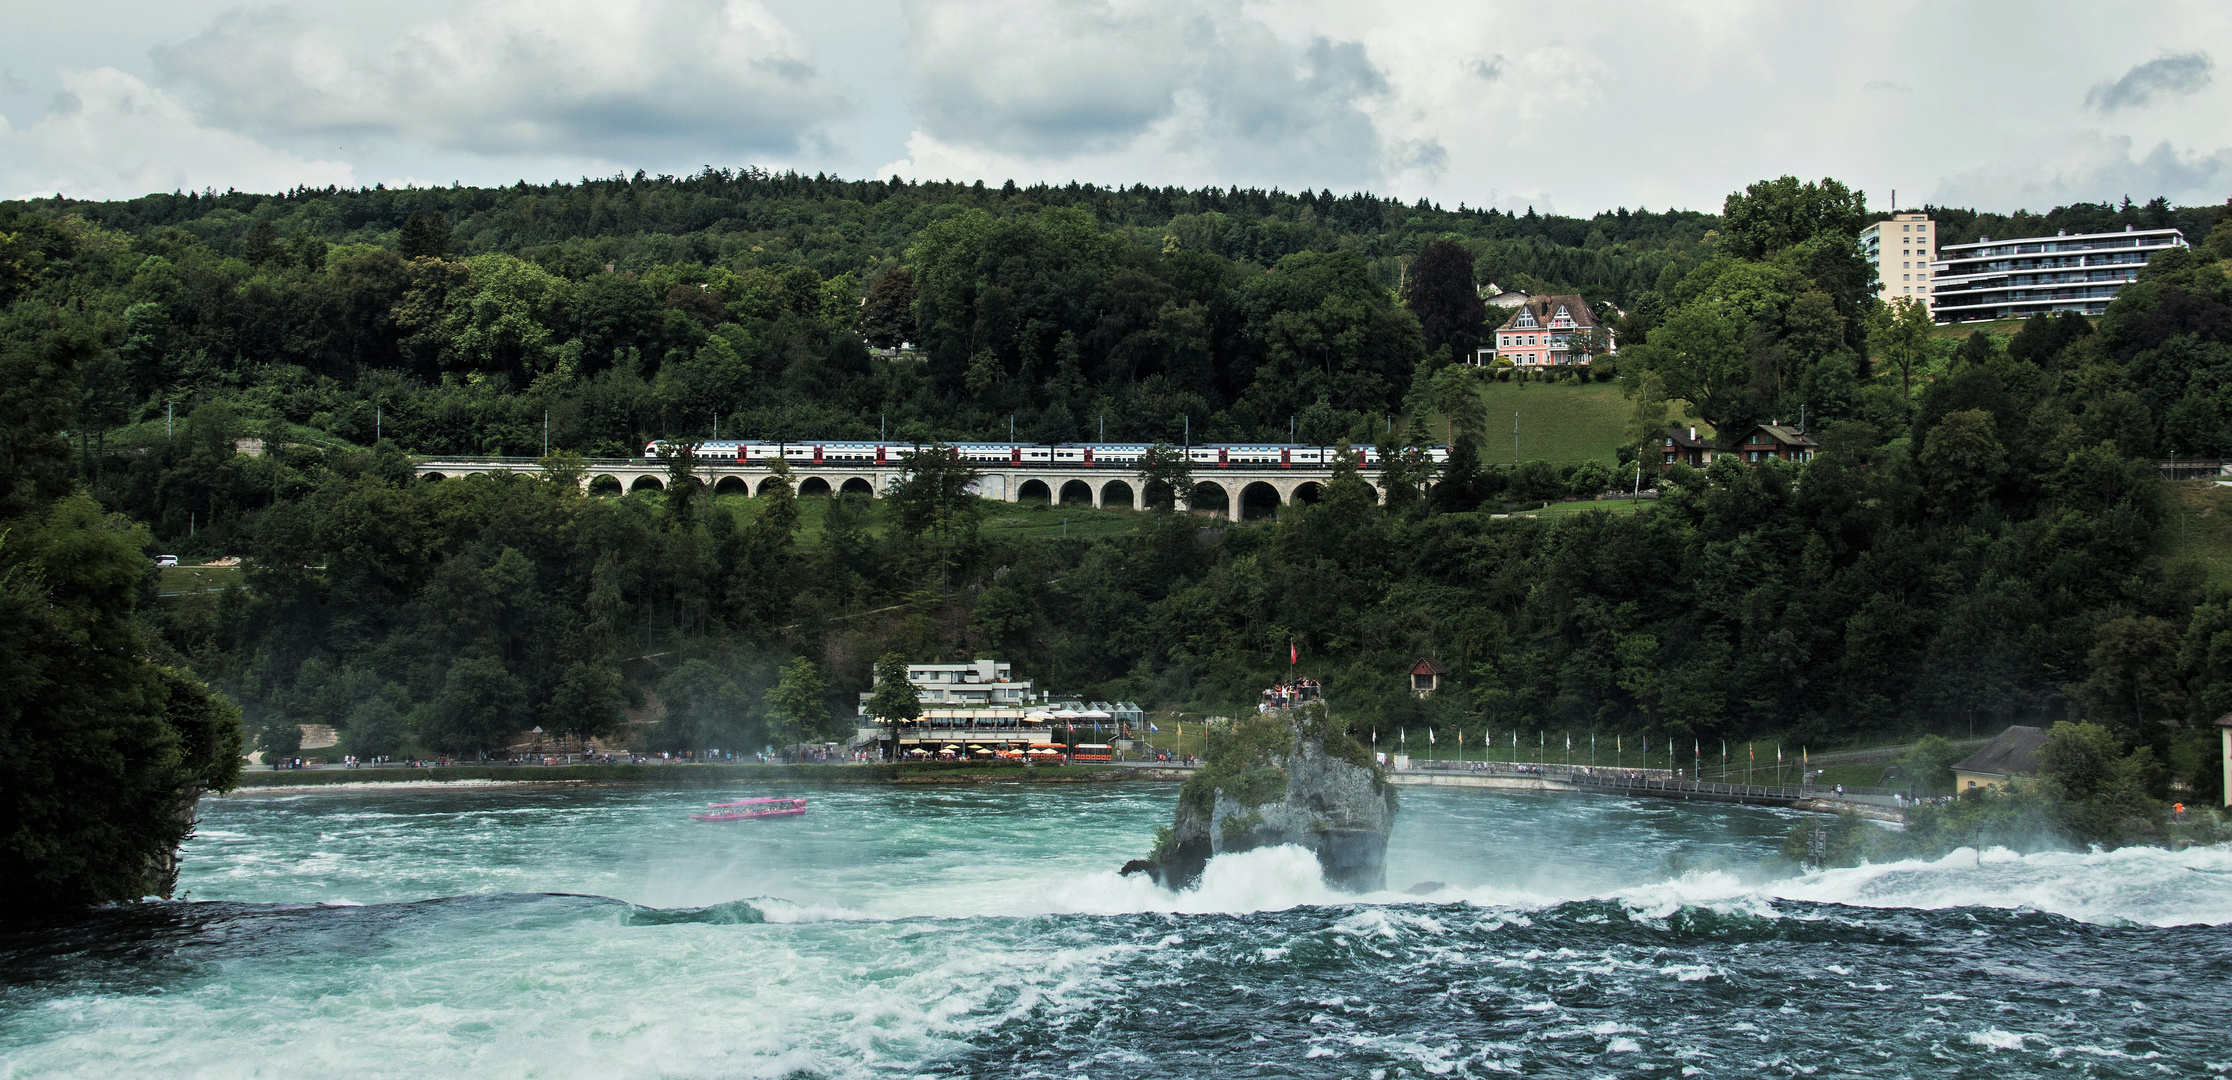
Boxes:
[1289,642,1298,665]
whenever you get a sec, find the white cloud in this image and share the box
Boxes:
[153,0,846,157]
[1931,131,2232,210]
[887,0,1411,190]
[7,0,2232,214]
[0,67,351,200]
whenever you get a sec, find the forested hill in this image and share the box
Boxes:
[7,172,2232,915]
[16,168,1715,303]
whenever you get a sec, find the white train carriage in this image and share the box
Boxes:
[645,438,1440,471]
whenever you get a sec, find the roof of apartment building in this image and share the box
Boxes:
[1497,294,1602,331]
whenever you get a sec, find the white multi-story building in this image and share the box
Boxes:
[872,659,1033,707]
[1929,225,2187,324]
[849,659,1143,754]
[1861,213,1937,311]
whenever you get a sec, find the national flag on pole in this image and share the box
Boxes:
[1148,722,1160,732]
[1290,641,1298,665]
[1428,727,1436,745]
[1565,733,1571,750]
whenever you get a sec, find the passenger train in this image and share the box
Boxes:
[642,440,1449,468]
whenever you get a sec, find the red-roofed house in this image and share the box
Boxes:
[1409,658,1445,698]
[1488,295,1613,369]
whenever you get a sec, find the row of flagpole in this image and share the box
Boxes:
[1379,726,1810,781]
[1279,643,1814,783]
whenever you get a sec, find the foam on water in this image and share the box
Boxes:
[5,782,2228,1079]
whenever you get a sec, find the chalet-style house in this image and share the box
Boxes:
[1732,424,1818,464]
[1409,658,1445,698]
[1659,425,1712,469]
[1487,295,1613,369]
[1952,725,2047,791]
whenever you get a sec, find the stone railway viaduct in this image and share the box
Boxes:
[413,458,1401,518]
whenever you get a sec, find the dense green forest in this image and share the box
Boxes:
[6,171,2232,910]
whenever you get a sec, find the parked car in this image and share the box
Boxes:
[154,555,179,567]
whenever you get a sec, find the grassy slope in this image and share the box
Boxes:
[1477,381,1632,465]
[2164,480,2232,589]
[1450,380,1694,467]
[157,564,246,595]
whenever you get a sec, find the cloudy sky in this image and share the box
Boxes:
[3,0,2228,215]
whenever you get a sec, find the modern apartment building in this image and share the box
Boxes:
[1929,226,2187,324]
[1860,213,1937,311]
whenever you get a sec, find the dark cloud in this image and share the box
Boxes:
[2084,51,2212,111]
[1465,55,1507,82]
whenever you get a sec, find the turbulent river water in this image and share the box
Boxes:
[3,781,2229,1078]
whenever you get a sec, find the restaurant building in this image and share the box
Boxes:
[852,659,1141,758]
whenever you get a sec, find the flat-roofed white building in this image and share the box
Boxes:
[1861,213,1937,311]
[878,659,1033,707]
[1930,225,2187,324]
[849,660,1142,755]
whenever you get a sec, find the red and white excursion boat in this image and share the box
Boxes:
[691,796,809,822]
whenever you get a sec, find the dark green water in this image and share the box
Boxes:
[2,782,2226,1077]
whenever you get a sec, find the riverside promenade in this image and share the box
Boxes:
[232,757,1904,818]
[1383,761,1905,819]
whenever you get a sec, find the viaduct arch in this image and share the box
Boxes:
[414,459,1407,515]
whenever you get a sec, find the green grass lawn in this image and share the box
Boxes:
[157,563,245,596]
[1508,496,1657,519]
[1441,380,1685,467]
[2164,480,2232,588]
[1478,380,1632,465]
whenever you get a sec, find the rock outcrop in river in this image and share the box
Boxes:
[1124,702,1396,891]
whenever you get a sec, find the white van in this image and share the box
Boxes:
[154,555,179,567]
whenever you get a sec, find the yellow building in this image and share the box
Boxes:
[2218,713,2231,807]
[1860,213,1936,312]
[1950,725,2045,792]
